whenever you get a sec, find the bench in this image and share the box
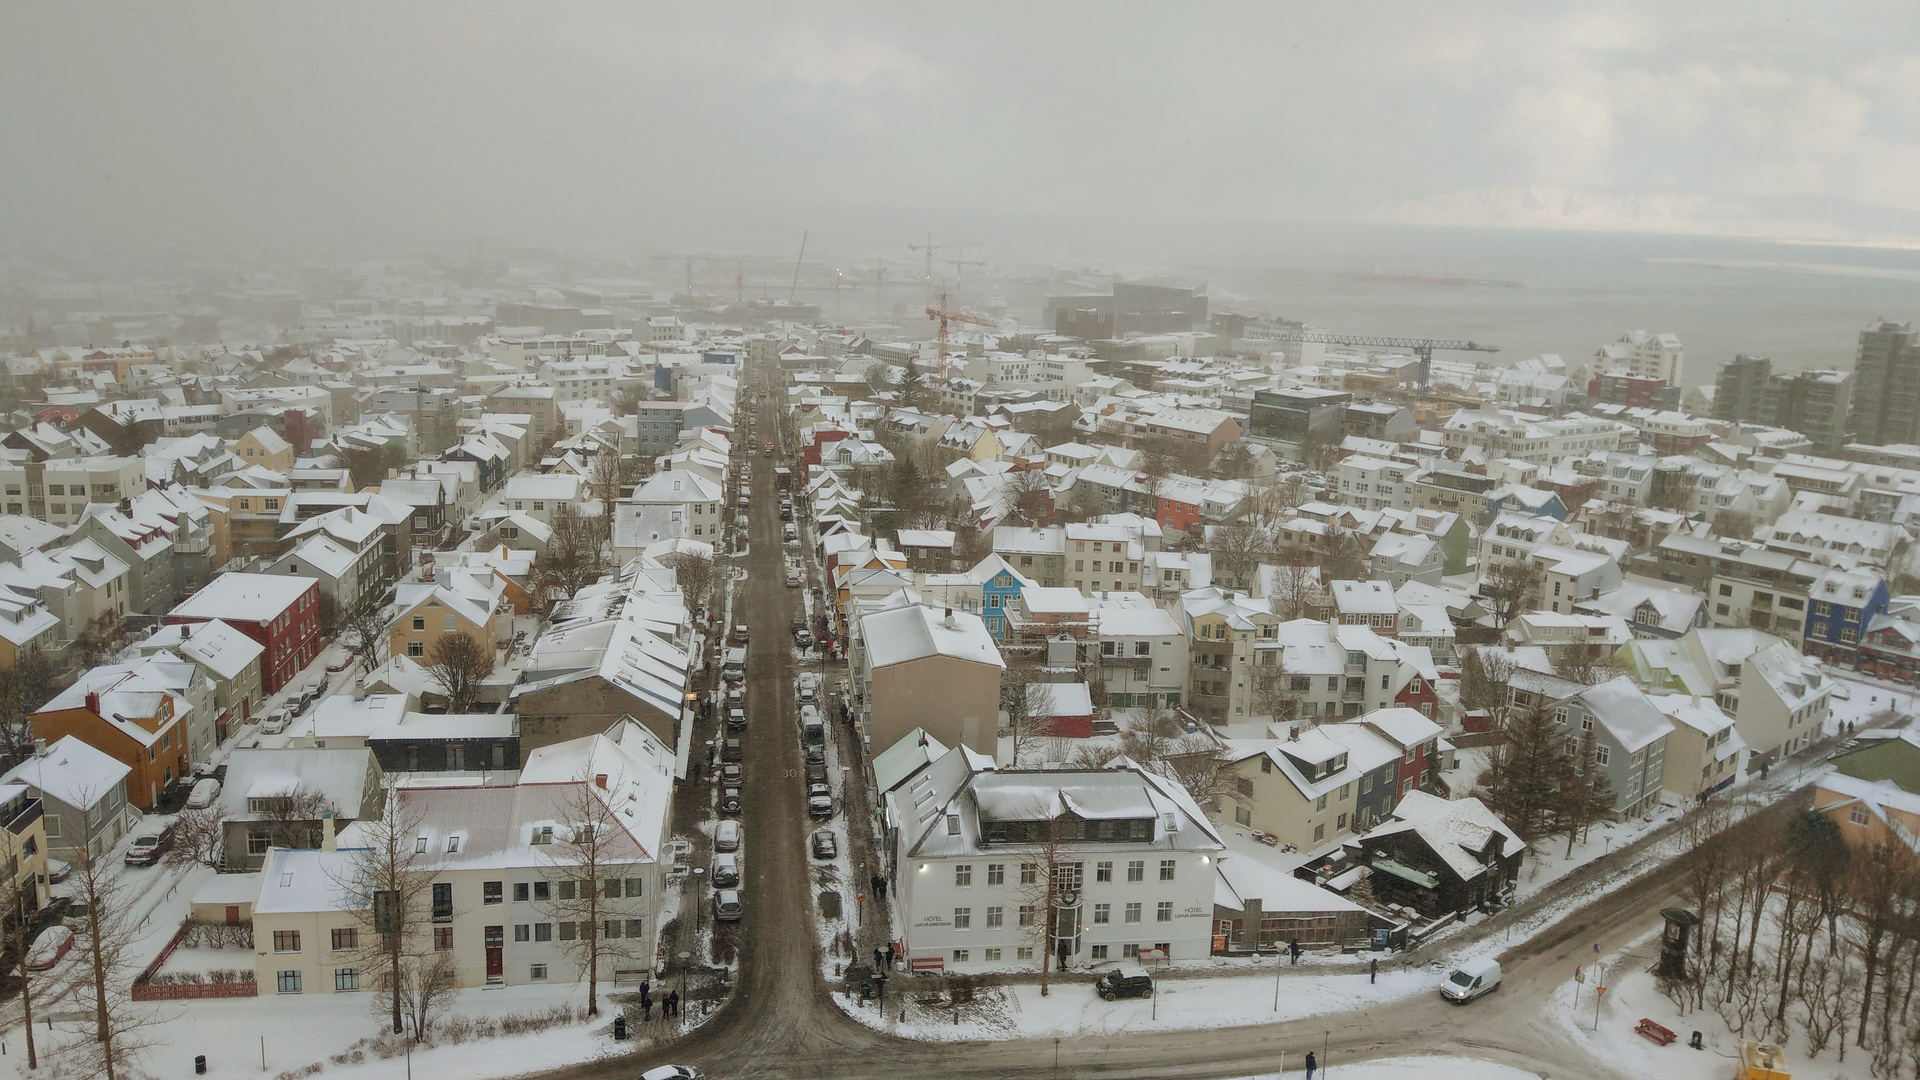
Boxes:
[1635,1018,1677,1046]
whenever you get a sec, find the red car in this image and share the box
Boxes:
[763,441,774,456]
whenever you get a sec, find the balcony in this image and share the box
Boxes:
[3,797,42,836]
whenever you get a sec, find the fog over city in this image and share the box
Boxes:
[5,9,1920,1080]
[6,2,1920,256]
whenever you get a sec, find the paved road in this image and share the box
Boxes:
[553,366,1686,1079]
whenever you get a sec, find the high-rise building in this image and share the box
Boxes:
[1763,369,1854,457]
[1595,330,1684,386]
[1849,319,1920,446]
[1713,354,1772,424]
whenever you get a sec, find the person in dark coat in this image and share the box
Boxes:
[1289,938,1300,965]
[666,990,680,1017]
[1370,957,1378,983]
[1305,1051,1317,1079]
[640,993,653,1020]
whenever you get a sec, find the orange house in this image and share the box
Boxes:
[1815,771,1920,854]
[30,679,192,810]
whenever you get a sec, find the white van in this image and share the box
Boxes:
[713,820,740,853]
[1440,958,1501,1003]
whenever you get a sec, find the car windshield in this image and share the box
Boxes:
[1448,971,1475,987]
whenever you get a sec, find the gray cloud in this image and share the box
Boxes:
[4,2,1918,254]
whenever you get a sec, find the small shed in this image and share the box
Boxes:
[190,872,262,925]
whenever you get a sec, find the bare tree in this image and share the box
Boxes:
[165,805,225,870]
[536,772,648,1016]
[1269,561,1319,622]
[1320,522,1366,582]
[0,827,38,1069]
[1711,509,1755,541]
[397,950,459,1043]
[1558,727,1614,857]
[331,786,442,1035]
[68,846,155,1080]
[660,551,718,616]
[0,646,59,754]
[1297,428,1342,474]
[1007,798,1069,997]
[253,785,341,851]
[1208,522,1269,591]
[1481,559,1544,628]
[1250,660,1297,725]
[588,451,631,542]
[536,504,608,608]
[343,597,389,678]
[424,631,495,713]
[1457,648,1515,724]
[1001,469,1055,528]
[1557,644,1619,685]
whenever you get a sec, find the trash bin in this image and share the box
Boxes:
[195,1056,207,1075]
[613,1015,627,1041]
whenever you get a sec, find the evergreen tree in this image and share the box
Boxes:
[1560,726,1615,856]
[1477,704,1568,841]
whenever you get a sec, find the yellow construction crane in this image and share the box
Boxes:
[925,293,997,382]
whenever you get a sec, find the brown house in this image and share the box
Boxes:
[856,605,1004,758]
[31,672,192,809]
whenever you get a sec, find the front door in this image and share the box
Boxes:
[484,925,503,981]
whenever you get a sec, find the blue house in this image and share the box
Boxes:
[974,554,1033,640]
[1485,484,1567,522]
[1805,566,1891,665]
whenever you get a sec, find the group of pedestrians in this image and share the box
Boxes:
[636,981,682,1021]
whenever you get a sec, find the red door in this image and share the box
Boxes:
[484,926,503,980]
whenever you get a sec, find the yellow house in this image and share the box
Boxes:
[232,426,294,472]
[389,584,502,664]
[0,784,50,913]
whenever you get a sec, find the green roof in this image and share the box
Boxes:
[1370,855,1439,890]
[1831,736,1920,794]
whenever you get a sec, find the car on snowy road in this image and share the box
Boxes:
[1096,967,1155,1001]
[810,830,837,860]
[642,1066,703,1080]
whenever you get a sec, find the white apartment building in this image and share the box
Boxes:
[0,456,146,526]
[1064,523,1144,595]
[1443,410,1633,466]
[1332,455,1415,512]
[1088,594,1189,711]
[1595,330,1684,386]
[252,722,674,995]
[614,469,724,547]
[886,750,1223,973]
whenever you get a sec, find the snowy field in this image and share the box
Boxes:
[834,962,1439,1040]
[0,982,656,1080]
[1222,1059,1550,1080]
[1551,932,1857,1080]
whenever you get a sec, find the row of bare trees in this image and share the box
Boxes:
[1670,801,1920,1077]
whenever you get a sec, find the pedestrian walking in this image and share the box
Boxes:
[1369,957,1378,984]
[1305,1050,1317,1079]
[666,990,681,1017]
[639,979,650,1000]
[874,946,887,971]
[640,995,653,1021]
[1289,938,1300,965]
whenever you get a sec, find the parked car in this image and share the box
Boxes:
[44,858,69,884]
[25,925,73,972]
[641,1065,703,1080]
[726,687,744,707]
[721,763,742,785]
[258,710,288,734]
[721,739,742,763]
[714,888,743,922]
[1440,959,1501,1004]
[124,824,175,867]
[720,787,742,815]
[325,657,351,673]
[186,777,222,809]
[726,708,747,731]
[804,761,828,787]
[807,784,833,818]
[1097,967,1155,1001]
[783,525,798,544]
[731,623,750,643]
[785,570,801,587]
[810,830,837,860]
[737,494,750,508]
[712,853,740,888]
[794,628,814,647]
[714,820,740,852]
[804,743,825,766]
[797,685,817,705]
[779,505,793,521]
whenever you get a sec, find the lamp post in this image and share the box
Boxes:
[1323,1030,1330,1077]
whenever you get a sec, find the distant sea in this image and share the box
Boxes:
[784,213,1920,388]
[1192,223,1920,388]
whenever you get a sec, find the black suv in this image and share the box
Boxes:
[1096,968,1154,1001]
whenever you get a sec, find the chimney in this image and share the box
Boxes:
[944,607,955,629]
[595,773,608,790]
[320,811,336,852]
[85,691,101,716]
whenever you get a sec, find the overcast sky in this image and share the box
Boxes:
[5,2,1920,257]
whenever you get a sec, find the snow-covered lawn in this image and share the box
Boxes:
[834,962,1438,1040]
[1514,797,1685,900]
[0,982,647,1080]
[1551,932,1844,1080]
[1218,1059,1553,1080]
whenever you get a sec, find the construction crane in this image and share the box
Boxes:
[908,235,979,309]
[789,231,809,301]
[925,293,997,381]
[950,256,986,305]
[1276,331,1497,388]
